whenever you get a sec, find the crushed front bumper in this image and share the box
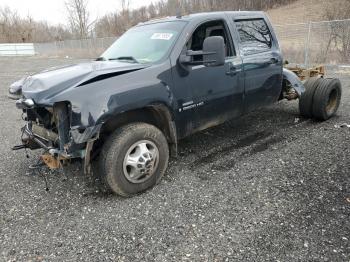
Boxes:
[21,122,53,151]
[16,122,98,174]
[19,122,69,157]
[13,100,101,173]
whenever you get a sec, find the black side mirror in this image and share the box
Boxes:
[203,36,225,67]
[178,36,225,67]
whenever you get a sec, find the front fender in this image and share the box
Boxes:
[68,67,175,142]
[283,68,305,96]
[50,60,174,127]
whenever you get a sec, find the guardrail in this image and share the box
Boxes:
[0,43,35,56]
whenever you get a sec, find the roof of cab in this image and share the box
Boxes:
[139,11,266,25]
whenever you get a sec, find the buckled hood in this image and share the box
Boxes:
[11,61,149,104]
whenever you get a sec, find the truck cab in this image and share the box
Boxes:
[169,12,283,137]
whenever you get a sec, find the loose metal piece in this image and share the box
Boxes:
[41,153,62,169]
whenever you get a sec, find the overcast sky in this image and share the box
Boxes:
[0,0,159,25]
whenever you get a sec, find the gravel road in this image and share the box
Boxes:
[0,57,349,261]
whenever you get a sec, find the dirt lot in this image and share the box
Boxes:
[0,57,349,261]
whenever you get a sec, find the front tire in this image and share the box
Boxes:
[99,123,169,196]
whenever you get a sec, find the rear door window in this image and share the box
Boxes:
[234,19,272,55]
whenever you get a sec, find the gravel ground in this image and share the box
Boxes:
[0,57,349,262]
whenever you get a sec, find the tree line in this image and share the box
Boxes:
[94,0,298,37]
[0,7,72,43]
[0,0,298,43]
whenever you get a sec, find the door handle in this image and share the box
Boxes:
[226,65,237,76]
[268,58,279,64]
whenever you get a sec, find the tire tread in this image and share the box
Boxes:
[312,78,342,120]
[99,122,169,196]
[299,77,320,118]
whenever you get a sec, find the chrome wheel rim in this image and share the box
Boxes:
[123,140,159,184]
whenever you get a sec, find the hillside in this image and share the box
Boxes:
[267,0,329,25]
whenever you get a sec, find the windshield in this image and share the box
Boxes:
[100,21,186,64]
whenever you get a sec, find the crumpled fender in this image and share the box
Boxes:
[282,68,305,96]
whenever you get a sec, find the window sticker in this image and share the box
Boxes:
[151,33,174,40]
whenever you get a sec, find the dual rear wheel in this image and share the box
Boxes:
[299,77,342,120]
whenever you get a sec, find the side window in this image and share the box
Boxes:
[234,19,272,55]
[186,20,235,60]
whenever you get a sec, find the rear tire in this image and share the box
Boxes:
[299,77,321,118]
[312,78,342,120]
[99,122,169,197]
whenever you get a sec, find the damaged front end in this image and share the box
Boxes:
[9,60,154,174]
[14,99,100,174]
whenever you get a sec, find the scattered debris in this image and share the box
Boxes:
[334,123,350,128]
[41,153,62,169]
[294,117,300,123]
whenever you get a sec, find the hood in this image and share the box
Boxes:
[14,61,149,103]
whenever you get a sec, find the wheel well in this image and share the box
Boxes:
[280,78,300,101]
[96,105,177,156]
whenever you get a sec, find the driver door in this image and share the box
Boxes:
[174,19,244,135]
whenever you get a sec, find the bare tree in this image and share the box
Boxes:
[323,0,350,63]
[121,0,130,11]
[65,0,94,38]
[0,6,72,43]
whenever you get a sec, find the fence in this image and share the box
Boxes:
[7,19,350,66]
[274,19,350,66]
[34,37,116,58]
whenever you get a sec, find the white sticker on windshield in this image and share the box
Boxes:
[151,33,174,40]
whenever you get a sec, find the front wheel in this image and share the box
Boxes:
[99,122,169,196]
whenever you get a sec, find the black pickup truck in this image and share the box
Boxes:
[9,11,342,196]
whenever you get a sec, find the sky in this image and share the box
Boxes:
[0,0,159,25]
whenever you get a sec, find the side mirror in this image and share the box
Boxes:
[178,36,225,67]
[202,36,225,67]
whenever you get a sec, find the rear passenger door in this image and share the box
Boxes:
[233,18,283,112]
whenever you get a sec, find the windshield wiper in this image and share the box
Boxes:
[108,56,139,63]
[96,57,107,61]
